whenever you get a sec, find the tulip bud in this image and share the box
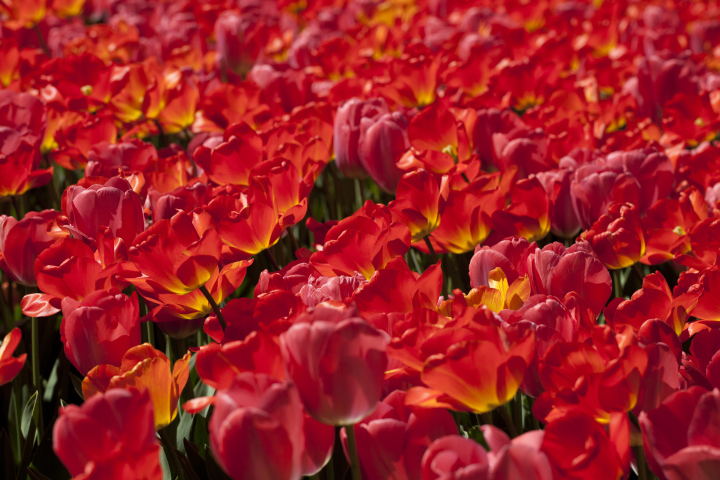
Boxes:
[60,289,140,376]
[280,306,388,425]
[358,111,411,193]
[334,98,389,178]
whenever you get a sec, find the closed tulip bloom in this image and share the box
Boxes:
[481,426,552,480]
[334,98,389,178]
[60,288,141,376]
[358,111,411,193]
[0,328,26,387]
[280,306,388,425]
[209,372,333,480]
[0,210,65,286]
[53,388,162,480]
[527,241,612,316]
[63,176,145,247]
[82,344,190,430]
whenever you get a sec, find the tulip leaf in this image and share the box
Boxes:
[466,425,490,451]
[27,467,52,480]
[192,415,209,455]
[176,411,193,455]
[43,359,59,403]
[21,392,38,440]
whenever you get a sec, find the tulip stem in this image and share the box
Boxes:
[612,269,624,299]
[513,393,523,433]
[199,285,226,331]
[479,412,493,426]
[633,445,648,480]
[31,316,44,439]
[345,424,362,480]
[145,321,155,347]
[33,24,50,56]
[422,236,438,263]
[10,196,21,218]
[497,405,517,438]
[159,429,185,480]
[264,248,280,272]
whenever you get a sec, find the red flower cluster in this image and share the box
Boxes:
[1,1,720,479]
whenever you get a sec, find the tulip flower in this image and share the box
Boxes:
[640,387,720,480]
[22,238,127,317]
[481,426,553,480]
[527,241,612,316]
[536,168,582,239]
[389,169,447,243]
[53,388,162,480]
[406,307,535,414]
[0,328,26,387]
[82,344,190,430]
[63,176,145,247]
[126,210,223,296]
[357,111,411,193]
[0,141,53,197]
[541,411,623,479]
[193,121,263,187]
[334,98,390,178]
[310,201,411,279]
[580,202,646,270]
[492,177,551,243]
[421,435,490,480]
[339,390,458,480]
[280,305,388,425]
[469,236,535,289]
[0,210,65,286]
[207,372,334,480]
[60,289,141,376]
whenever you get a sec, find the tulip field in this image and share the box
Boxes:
[3,0,720,479]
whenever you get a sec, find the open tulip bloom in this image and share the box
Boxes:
[2,1,720,480]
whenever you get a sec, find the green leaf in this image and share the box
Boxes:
[466,425,490,451]
[43,359,59,403]
[21,392,38,440]
[176,411,193,455]
[192,415,209,457]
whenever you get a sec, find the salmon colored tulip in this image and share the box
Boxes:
[82,343,190,430]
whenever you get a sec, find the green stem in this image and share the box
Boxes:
[264,248,280,272]
[422,236,438,263]
[199,285,226,331]
[145,321,155,347]
[633,445,648,480]
[513,393,523,434]
[479,412,493,426]
[612,269,624,299]
[497,405,517,438]
[159,428,185,480]
[31,316,44,439]
[345,424,362,480]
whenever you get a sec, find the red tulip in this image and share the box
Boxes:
[389,169,447,242]
[22,237,127,317]
[53,388,162,480]
[536,168,582,239]
[541,411,623,480]
[527,241,612,316]
[63,176,145,247]
[0,141,53,197]
[358,111,411,193]
[208,372,333,480]
[481,426,552,480]
[126,210,222,295]
[640,387,720,480]
[280,305,388,425]
[580,202,646,270]
[0,328,26,387]
[334,98,390,178]
[339,390,458,480]
[193,121,263,187]
[492,177,551,243]
[469,236,534,289]
[0,209,65,286]
[421,435,489,480]
[60,288,140,376]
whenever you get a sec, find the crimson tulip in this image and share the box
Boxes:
[280,305,388,425]
[60,288,140,376]
[53,388,162,480]
[0,328,26,387]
